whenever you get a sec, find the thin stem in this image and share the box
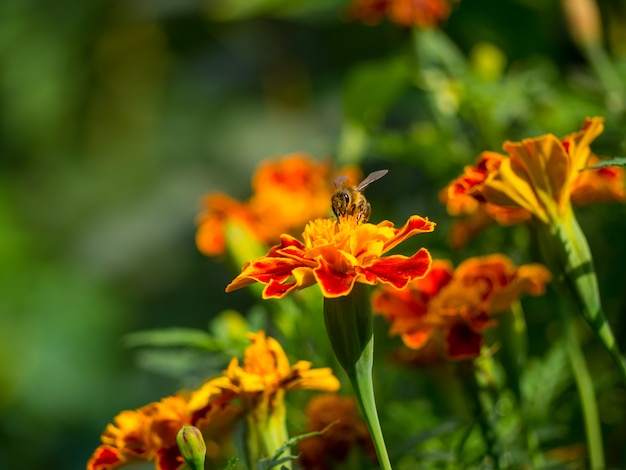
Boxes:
[559,306,605,470]
[498,303,545,468]
[460,361,503,469]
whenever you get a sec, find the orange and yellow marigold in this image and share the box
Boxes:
[372,254,551,360]
[440,117,625,248]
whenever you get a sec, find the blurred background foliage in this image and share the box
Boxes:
[2,0,626,468]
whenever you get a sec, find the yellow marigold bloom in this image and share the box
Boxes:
[348,0,456,28]
[204,331,340,407]
[195,154,361,257]
[226,214,435,299]
[372,254,551,360]
[298,394,377,470]
[87,393,240,470]
[441,117,625,247]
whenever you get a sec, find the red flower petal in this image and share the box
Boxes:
[226,257,308,292]
[263,278,299,299]
[267,234,306,256]
[313,258,357,298]
[87,445,126,470]
[363,248,432,290]
[446,322,482,360]
[383,216,436,253]
[155,446,185,470]
[402,327,435,350]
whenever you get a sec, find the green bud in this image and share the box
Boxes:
[176,426,206,470]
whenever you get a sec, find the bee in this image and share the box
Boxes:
[331,169,388,223]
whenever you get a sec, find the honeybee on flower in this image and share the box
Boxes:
[331,169,388,223]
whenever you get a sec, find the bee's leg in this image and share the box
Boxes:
[358,201,371,223]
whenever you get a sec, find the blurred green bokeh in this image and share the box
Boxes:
[2,0,626,468]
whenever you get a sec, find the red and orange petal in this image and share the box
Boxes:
[388,0,453,28]
[348,0,454,28]
[88,445,133,470]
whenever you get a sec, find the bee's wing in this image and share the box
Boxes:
[355,169,388,191]
[333,175,349,189]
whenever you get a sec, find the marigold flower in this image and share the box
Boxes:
[226,214,435,299]
[196,154,360,257]
[372,254,551,360]
[192,331,341,411]
[348,0,456,28]
[441,117,625,247]
[87,393,240,470]
[298,394,377,470]
[88,332,331,470]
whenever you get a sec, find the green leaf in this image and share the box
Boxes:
[256,428,330,470]
[122,327,218,350]
[582,156,626,170]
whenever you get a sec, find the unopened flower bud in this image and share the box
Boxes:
[176,426,206,470]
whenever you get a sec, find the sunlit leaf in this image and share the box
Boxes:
[582,157,626,170]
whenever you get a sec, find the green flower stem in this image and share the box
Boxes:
[558,303,605,470]
[496,303,545,468]
[496,301,527,400]
[535,208,626,384]
[534,208,610,469]
[323,283,392,470]
[460,360,503,469]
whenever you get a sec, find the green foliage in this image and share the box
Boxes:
[256,429,328,470]
[584,156,626,169]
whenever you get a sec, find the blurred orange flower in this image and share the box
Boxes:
[226,214,435,299]
[441,117,625,248]
[348,0,456,28]
[372,254,551,360]
[298,394,377,470]
[190,331,340,412]
[87,393,240,470]
[196,154,360,257]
